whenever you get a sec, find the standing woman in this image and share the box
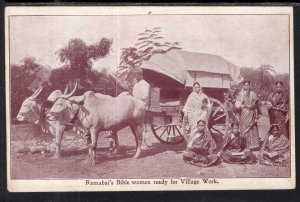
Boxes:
[235,80,261,150]
[267,81,289,138]
[182,82,210,134]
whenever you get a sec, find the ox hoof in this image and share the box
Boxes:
[141,145,150,150]
[89,159,97,165]
[52,153,61,159]
[112,148,121,155]
[108,147,115,153]
[84,158,97,165]
[132,154,140,159]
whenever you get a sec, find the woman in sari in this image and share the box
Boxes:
[218,123,256,164]
[258,124,290,167]
[183,120,219,167]
[267,81,289,138]
[182,82,210,133]
[235,80,261,150]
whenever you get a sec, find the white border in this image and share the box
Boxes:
[5,6,295,192]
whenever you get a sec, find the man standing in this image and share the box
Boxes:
[131,74,151,148]
[132,75,150,108]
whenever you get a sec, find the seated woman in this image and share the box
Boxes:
[218,123,256,164]
[258,124,290,167]
[183,120,219,167]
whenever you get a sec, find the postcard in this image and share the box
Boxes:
[5,6,295,191]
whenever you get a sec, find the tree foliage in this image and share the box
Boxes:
[48,66,72,91]
[116,27,182,90]
[50,37,116,95]
[56,38,112,79]
[239,64,288,101]
[256,64,276,92]
[49,67,119,96]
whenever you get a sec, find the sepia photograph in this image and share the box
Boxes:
[5,6,295,191]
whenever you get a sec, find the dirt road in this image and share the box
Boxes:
[10,107,290,179]
[11,111,290,179]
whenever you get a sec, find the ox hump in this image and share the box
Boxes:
[84,91,95,98]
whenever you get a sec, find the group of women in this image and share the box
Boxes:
[182,80,290,167]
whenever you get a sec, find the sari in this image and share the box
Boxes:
[219,131,256,164]
[182,91,209,131]
[268,92,289,138]
[235,90,260,150]
[187,129,217,155]
[258,130,290,167]
[183,129,218,167]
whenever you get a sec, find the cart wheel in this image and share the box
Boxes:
[151,124,185,145]
[207,98,230,148]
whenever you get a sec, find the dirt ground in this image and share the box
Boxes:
[10,107,290,179]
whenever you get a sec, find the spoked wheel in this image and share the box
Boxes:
[207,98,230,148]
[151,124,185,145]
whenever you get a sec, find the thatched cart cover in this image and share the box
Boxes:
[141,50,243,88]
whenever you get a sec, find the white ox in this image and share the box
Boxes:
[16,85,78,159]
[49,86,146,165]
[47,88,129,157]
[16,87,45,123]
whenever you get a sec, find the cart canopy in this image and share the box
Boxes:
[141,50,243,88]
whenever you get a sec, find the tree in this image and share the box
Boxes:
[50,37,114,95]
[56,38,112,80]
[256,64,276,93]
[48,66,72,91]
[10,57,46,119]
[116,27,182,90]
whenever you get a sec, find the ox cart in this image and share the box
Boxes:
[140,50,243,147]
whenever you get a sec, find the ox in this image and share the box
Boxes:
[47,88,130,157]
[16,85,78,159]
[49,86,146,165]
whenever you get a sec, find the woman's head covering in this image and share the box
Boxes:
[230,122,239,129]
[268,124,281,134]
[197,119,206,126]
[243,80,251,85]
[193,82,200,87]
[275,81,284,86]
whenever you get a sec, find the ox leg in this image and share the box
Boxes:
[85,132,92,159]
[108,138,114,152]
[112,131,120,154]
[107,131,114,152]
[52,126,65,159]
[87,128,99,165]
[130,125,143,159]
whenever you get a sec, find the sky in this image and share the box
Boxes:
[9,14,290,73]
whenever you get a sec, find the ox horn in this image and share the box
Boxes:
[30,86,43,100]
[59,81,77,99]
[63,83,69,94]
